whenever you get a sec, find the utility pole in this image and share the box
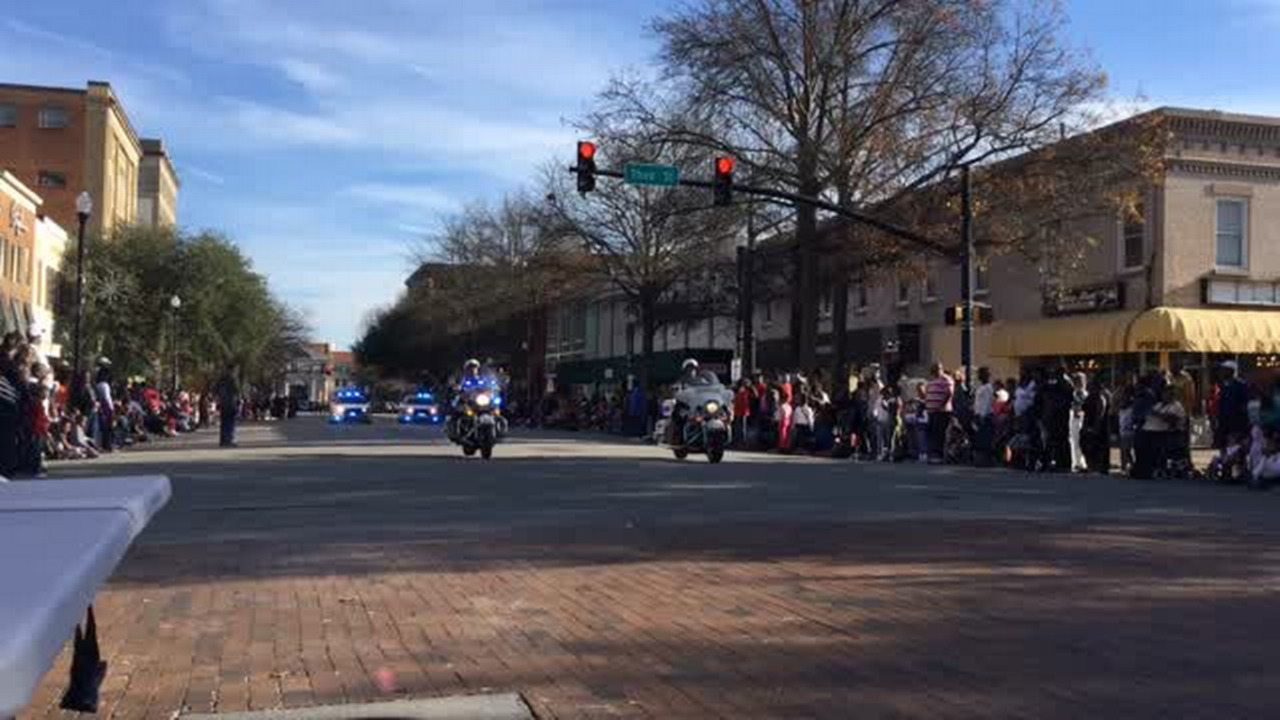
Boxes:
[960,164,975,389]
[739,212,756,375]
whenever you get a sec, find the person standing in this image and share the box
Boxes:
[1040,366,1073,472]
[1068,372,1089,472]
[732,379,752,447]
[972,367,995,466]
[1081,376,1111,474]
[924,363,955,464]
[1216,361,1250,450]
[94,360,115,453]
[216,364,240,448]
[0,338,21,478]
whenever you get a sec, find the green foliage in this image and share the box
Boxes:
[63,224,308,391]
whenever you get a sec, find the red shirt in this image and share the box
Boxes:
[734,388,752,418]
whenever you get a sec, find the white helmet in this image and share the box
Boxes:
[681,358,699,372]
[463,358,481,371]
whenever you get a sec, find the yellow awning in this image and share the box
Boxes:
[988,307,1280,357]
[988,312,1139,358]
[1128,307,1280,354]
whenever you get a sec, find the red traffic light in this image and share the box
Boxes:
[716,156,735,176]
[578,141,597,161]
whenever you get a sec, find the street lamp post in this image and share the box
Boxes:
[72,192,92,382]
[169,294,181,393]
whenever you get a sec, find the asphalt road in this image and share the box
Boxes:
[50,414,1280,546]
[22,416,1280,719]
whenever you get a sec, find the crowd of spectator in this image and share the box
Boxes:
[0,328,255,479]
[537,356,1280,489]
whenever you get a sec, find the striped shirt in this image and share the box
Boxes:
[925,376,955,413]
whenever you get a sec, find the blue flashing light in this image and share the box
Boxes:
[493,395,503,407]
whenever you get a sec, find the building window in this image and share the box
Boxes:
[924,266,939,302]
[897,277,910,306]
[850,281,868,311]
[0,104,16,127]
[1216,198,1248,269]
[818,290,833,318]
[38,106,68,129]
[975,252,990,295]
[1121,203,1145,271]
[37,171,66,189]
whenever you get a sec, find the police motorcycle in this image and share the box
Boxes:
[665,359,734,463]
[446,359,507,459]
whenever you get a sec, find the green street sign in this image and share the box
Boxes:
[624,163,680,187]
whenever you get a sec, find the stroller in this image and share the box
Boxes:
[944,415,972,465]
[1151,429,1203,481]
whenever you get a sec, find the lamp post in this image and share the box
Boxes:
[72,192,92,382]
[169,294,181,393]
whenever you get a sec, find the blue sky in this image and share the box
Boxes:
[2,0,1279,348]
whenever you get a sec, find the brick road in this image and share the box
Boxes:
[20,421,1280,718]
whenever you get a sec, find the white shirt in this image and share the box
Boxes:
[792,405,815,428]
[95,381,113,408]
[974,383,995,418]
[1013,382,1036,417]
[1143,401,1186,432]
[1253,452,1280,481]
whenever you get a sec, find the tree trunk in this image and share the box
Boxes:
[794,176,821,372]
[639,293,657,393]
[832,272,849,385]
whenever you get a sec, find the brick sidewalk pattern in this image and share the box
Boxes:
[21,518,1280,719]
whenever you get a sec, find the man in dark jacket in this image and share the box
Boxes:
[216,364,240,448]
[1039,366,1073,472]
[1081,376,1111,474]
[1216,361,1250,450]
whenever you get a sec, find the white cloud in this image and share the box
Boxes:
[180,165,226,186]
[276,58,345,93]
[348,183,457,215]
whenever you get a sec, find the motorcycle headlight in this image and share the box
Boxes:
[705,401,721,415]
[475,393,492,408]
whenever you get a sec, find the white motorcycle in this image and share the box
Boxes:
[667,377,733,463]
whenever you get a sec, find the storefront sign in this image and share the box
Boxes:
[1043,282,1125,316]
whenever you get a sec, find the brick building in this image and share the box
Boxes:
[0,81,177,235]
[0,171,41,339]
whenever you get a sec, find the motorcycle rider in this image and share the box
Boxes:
[667,359,725,446]
[448,358,486,441]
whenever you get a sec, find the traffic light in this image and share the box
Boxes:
[576,141,597,194]
[944,303,995,326]
[713,156,734,207]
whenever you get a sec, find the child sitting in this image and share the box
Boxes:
[1250,431,1280,490]
[1207,432,1250,484]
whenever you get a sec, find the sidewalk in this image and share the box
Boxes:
[24,516,1280,719]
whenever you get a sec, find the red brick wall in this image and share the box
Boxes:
[0,86,88,234]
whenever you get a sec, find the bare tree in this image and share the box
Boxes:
[611,0,1108,369]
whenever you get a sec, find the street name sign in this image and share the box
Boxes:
[624,163,680,187]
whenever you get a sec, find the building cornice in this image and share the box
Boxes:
[1166,158,1280,182]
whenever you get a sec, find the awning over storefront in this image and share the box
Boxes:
[990,307,1280,358]
[1129,307,1280,354]
[988,311,1139,358]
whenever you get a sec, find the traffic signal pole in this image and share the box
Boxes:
[960,164,975,389]
[570,164,955,259]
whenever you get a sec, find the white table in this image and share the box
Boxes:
[0,476,171,718]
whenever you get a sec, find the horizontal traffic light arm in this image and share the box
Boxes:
[569,164,954,259]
